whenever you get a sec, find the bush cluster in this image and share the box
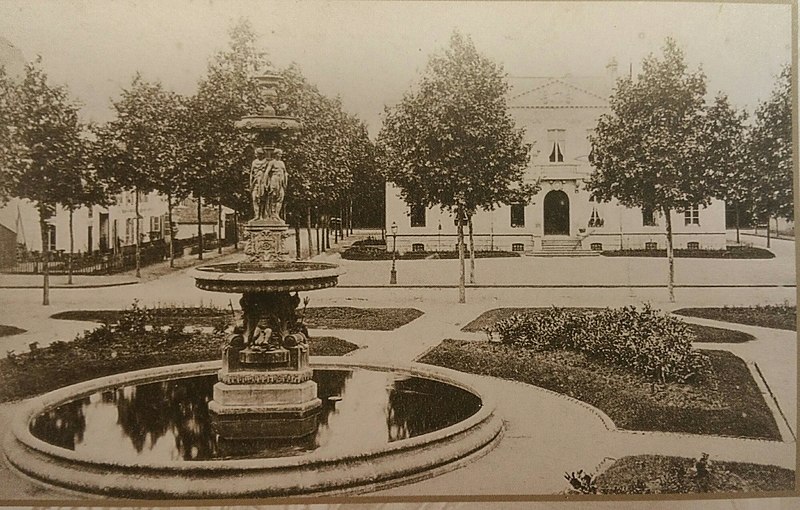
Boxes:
[487,305,711,383]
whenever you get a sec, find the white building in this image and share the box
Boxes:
[385,64,727,255]
[0,191,228,262]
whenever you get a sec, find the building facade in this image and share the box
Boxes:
[385,65,726,254]
[0,191,228,264]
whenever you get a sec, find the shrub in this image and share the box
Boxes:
[487,305,711,383]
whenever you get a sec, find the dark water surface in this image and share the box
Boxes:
[30,369,481,462]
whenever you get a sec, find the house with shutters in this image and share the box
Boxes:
[384,61,727,255]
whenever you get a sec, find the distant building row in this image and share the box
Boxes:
[385,63,726,255]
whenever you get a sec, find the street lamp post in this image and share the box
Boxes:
[390,221,398,285]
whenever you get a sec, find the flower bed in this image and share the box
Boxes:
[601,247,774,259]
[418,340,780,439]
[0,325,26,338]
[596,454,794,494]
[485,305,709,383]
[2,304,359,403]
[674,305,796,331]
[52,305,424,331]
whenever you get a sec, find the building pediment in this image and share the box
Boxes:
[509,78,610,108]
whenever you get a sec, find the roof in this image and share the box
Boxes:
[507,75,613,108]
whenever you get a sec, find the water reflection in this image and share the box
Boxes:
[30,369,481,462]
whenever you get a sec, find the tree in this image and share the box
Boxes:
[58,136,109,284]
[0,67,20,204]
[3,58,85,304]
[148,90,192,267]
[705,94,751,244]
[589,39,718,302]
[95,75,169,277]
[187,19,270,259]
[378,32,534,303]
[749,65,792,247]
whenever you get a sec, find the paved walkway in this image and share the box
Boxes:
[0,230,795,498]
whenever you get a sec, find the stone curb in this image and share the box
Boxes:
[4,358,502,499]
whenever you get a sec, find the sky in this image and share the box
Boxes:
[0,1,792,136]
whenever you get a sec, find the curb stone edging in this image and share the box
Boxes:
[4,358,502,499]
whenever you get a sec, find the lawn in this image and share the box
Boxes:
[596,455,794,494]
[0,325,26,337]
[673,305,796,331]
[51,306,424,331]
[418,339,780,440]
[463,308,754,343]
[0,331,358,403]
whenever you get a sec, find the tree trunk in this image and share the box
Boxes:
[135,189,141,278]
[663,206,675,303]
[468,214,475,284]
[735,204,740,244]
[325,214,331,250]
[457,206,466,304]
[306,206,313,259]
[316,212,321,255]
[766,216,771,248]
[68,208,74,285]
[167,192,175,268]
[217,204,223,254]
[294,225,301,260]
[349,197,353,235]
[233,211,239,250]
[197,196,203,260]
[39,212,50,305]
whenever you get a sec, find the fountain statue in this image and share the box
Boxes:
[193,73,340,438]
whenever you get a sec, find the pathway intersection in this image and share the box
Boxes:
[0,231,795,498]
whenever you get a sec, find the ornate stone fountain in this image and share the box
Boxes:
[193,73,340,438]
[3,72,502,499]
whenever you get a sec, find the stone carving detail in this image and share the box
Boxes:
[220,369,313,385]
[245,229,288,262]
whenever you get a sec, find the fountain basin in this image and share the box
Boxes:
[192,261,342,293]
[234,115,301,131]
[4,359,502,498]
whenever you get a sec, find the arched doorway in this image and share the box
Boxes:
[544,190,570,236]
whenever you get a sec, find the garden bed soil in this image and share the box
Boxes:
[601,247,774,259]
[0,325,26,338]
[418,340,780,440]
[0,333,358,403]
[673,306,796,331]
[688,324,755,343]
[463,307,755,343]
[342,247,520,261]
[52,306,424,331]
[596,454,795,494]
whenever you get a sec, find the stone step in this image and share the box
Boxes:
[526,249,600,257]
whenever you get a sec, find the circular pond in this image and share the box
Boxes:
[5,360,502,498]
[30,369,481,463]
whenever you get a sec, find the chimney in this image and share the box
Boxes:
[606,57,619,81]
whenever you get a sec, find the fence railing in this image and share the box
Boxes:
[4,234,227,275]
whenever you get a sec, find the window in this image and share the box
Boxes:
[410,204,426,227]
[684,206,700,226]
[412,243,425,252]
[47,225,56,252]
[588,207,604,228]
[687,241,700,250]
[590,243,603,251]
[548,129,566,163]
[645,242,658,250]
[150,216,161,233]
[642,207,657,227]
[510,204,525,228]
[512,243,525,252]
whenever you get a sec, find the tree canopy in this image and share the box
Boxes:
[749,65,792,222]
[588,38,728,301]
[379,32,534,215]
